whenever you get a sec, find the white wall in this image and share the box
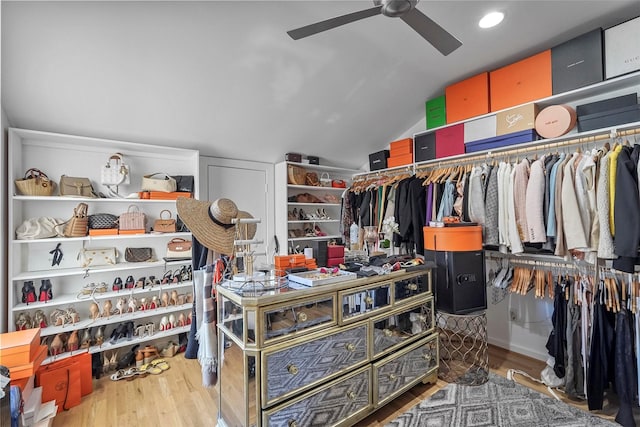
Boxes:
[1,107,9,333]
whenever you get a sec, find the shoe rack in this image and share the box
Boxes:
[7,128,199,364]
[274,161,361,254]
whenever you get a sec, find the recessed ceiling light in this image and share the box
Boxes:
[479,11,504,29]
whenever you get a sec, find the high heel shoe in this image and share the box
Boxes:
[161,270,173,284]
[161,341,179,358]
[33,310,47,328]
[135,277,145,289]
[39,279,53,302]
[172,268,182,284]
[95,325,106,346]
[80,329,92,349]
[112,277,123,291]
[21,281,37,305]
[159,316,170,331]
[50,334,66,356]
[124,275,135,289]
[67,330,79,352]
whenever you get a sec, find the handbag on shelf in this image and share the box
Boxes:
[153,210,176,233]
[287,164,307,185]
[305,172,320,186]
[88,213,118,229]
[59,175,97,198]
[171,175,195,193]
[14,168,56,196]
[100,153,131,186]
[15,217,65,240]
[166,238,192,259]
[78,247,118,267]
[331,179,347,188]
[141,173,177,193]
[320,172,332,187]
[63,202,89,237]
[119,205,146,231]
[124,247,154,263]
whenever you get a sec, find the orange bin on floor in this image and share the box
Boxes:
[423,225,483,252]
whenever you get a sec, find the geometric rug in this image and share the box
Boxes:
[385,373,617,427]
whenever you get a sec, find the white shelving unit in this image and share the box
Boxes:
[274,162,362,255]
[7,128,199,364]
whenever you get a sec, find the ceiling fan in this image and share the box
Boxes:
[287,0,462,56]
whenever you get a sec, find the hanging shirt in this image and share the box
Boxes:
[554,154,573,257]
[497,162,511,251]
[485,167,500,246]
[562,153,589,251]
[608,144,623,235]
[513,159,530,242]
[525,156,547,243]
[547,153,566,239]
[468,166,486,225]
[597,151,616,259]
[507,165,524,254]
[436,179,456,222]
[612,145,640,273]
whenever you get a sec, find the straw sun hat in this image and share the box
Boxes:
[176,198,256,255]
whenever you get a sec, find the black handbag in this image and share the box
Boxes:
[124,247,154,263]
[88,213,118,229]
[172,175,195,193]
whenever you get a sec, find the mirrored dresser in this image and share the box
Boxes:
[216,268,438,427]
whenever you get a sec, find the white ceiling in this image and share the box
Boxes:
[2,1,639,169]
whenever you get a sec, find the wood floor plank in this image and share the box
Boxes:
[52,345,621,426]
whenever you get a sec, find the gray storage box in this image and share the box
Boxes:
[552,28,603,94]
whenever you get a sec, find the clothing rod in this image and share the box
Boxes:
[415,125,640,171]
[352,165,414,180]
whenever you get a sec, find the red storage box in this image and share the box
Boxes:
[435,124,464,159]
[327,257,345,267]
[490,50,552,112]
[0,328,41,367]
[445,72,490,123]
[424,226,483,252]
[327,245,345,258]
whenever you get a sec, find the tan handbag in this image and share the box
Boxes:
[166,238,192,259]
[59,176,96,198]
[141,173,177,193]
[14,168,56,196]
[78,247,118,267]
[63,203,89,237]
[153,210,176,233]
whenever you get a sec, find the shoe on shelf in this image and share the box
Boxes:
[39,279,53,302]
[124,275,135,289]
[112,276,123,291]
[21,281,37,305]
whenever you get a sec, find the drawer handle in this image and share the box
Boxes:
[383,329,393,337]
[346,391,356,400]
[364,296,373,305]
[388,373,397,381]
[288,420,298,427]
[297,312,307,322]
[345,343,356,352]
[287,364,299,375]
[407,283,418,291]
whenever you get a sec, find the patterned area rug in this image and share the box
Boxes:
[385,373,616,427]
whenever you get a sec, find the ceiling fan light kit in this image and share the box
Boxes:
[287,0,462,56]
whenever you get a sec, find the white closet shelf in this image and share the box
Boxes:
[285,162,362,174]
[41,325,191,365]
[12,281,193,312]
[12,195,187,203]
[39,302,192,337]
[12,231,192,244]
[13,259,191,281]
[288,234,341,241]
[287,202,341,207]
[287,185,346,192]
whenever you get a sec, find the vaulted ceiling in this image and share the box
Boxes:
[3,1,639,169]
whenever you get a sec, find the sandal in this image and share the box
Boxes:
[139,363,163,375]
[150,359,170,371]
[161,341,180,358]
[161,271,173,285]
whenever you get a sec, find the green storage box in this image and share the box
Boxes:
[426,95,446,129]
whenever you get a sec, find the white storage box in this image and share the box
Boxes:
[463,115,496,143]
[605,16,640,79]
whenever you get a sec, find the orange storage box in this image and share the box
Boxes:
[387,153,414,168]
[423,225,483,252]
[490,50,552,112]
[445,72,490,123]
[0,328,41,367]
[89,228,118,236]
[8,345,47,381]
[389,138,414,156]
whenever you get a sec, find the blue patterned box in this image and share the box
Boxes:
[464,129,538,153]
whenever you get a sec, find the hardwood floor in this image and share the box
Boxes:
[52,345,621,426]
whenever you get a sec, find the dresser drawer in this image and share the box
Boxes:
[371,297,435,359]
[339,282,392,324]
[264,366,372,427]
[393,271,432,303]
[374,334,439,407]
[260,294,336,346]
[262,323,368,407]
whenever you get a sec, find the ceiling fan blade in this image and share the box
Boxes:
[400,8,462,56]
[287,6,382,40]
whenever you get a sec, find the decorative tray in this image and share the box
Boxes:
[287,269,357,287]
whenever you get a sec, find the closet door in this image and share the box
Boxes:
[199,157,274,268]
